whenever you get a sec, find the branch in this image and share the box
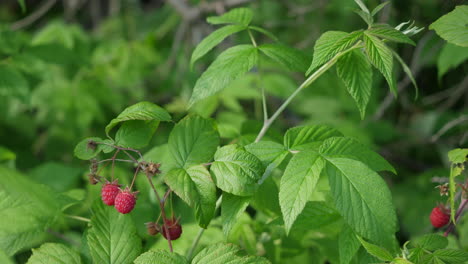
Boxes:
[10,0,58,30]
[166,0,252,21]
[431,115,468,143]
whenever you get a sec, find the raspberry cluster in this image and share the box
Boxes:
[101,180,138,214]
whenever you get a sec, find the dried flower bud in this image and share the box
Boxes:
[145,222,160,236]
[145,162,161,176]
[87,140,98,151]
[88,173,99,185]
[436,183,449,196]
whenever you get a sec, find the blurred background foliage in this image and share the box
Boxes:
[0,0,467,262]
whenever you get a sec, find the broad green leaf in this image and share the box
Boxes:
[447,148,468,164]
[190,24,246,67]
[26,243,81,264]
[251,177,281,216]
[74,137,108,160]
[222,193,251,236]
[211,144,264,196]
[429,6,468,47]
[326,158,397,246]
[190,45,258,106]
[437,43,468,78]
[105,101,171,137]
[0,166,63,256]
[336,49,373,118]
[134,250,188,264]
[0,249,13,264]
[284,125,343,150]
[244,141,288,167]
[367,24,416,45]
[249,26,279,42]
[0,64,29,102]
[30,162,82,192]
[364,32,396,95]
[168,115,220,168]
[259,44,308,72]
[392,50,419,99]
[87,201,142,264]
[306,30,363,75]
[290,201,341,236]
[319,137,395,173]
[339,225,361,264]
[0,146,15,162]
[115,120,159,149]
[432,249,468,263]
[207,8,253,26]
[412,234,448,251]
[357,236,394,261]
[279,150,325,233]
[164,166,216,228]
[191,243,270,264]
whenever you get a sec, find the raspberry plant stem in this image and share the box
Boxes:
[254,42,363,143]
[444,198,468,237]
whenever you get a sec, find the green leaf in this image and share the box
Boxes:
[336,49,373,118]
[190,24,246,67]
[222,193,251,236]
[190,45,258,106]
[0,249,13,264]
[134,250,188,264]
[413,234,448,251]
[0,146,15,162]
[357,236,394,261]
[354,0,370,14]
[284,125,343,150]
[26,243,81,264]
[30,162,82,192]
[207,8,253,26]
[306,30,363,75]
[259,44,308,72]
[354,10,373,27]
[326,158,397,246]
[168,115,220,168]
[319,137,396,173]
[249,26,279,42]
[339,225,361,264]
[429,5,468,47]
[115,120,159,149]
[279,150,325,233]
[17,0,26,12]
[211,144,264,196]
[391,258,414,264]
[437,43,468,78]
[105,101,171,137]
[363,32,396,95]
[164,166,216,228]
[367,24,416,45]
[87,201,142,264]
[290,201,341,235]
[244,141,289,167]
[432,249,468,263]
[0,64,29,103]
[0,166,64,256]
[191,243,270,264]
[448,148,468,163]
[371,2,390,17]
[74,137,105,160]
[392,50,419,99]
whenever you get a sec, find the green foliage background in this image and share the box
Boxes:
[0,0,467,263]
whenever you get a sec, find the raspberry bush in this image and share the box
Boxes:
[1,0,468,263]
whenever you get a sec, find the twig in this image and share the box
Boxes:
[65,214,91,223]
[431,115,468,143]
[444,198,468,237]
[166,0,252,21]
[10,0,58,30]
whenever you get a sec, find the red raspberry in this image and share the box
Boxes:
[161,218,182,240]
[101,180,120,206]
[114,188,137,214]
[430,206,450,228]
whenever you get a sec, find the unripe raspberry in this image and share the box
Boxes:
[114,188,137,214]
[101,180,120,206]
[430,206,450,228]
[161,218,182,240]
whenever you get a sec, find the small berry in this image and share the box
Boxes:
[114,188,137,214]
[161,218,182,240]
[430,206,450,228]
[101,180,120,205]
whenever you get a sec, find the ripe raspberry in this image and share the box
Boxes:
[430,206,450,228]
[161,218,182,240]
[114,188,137,214]
[101,180,120,206]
